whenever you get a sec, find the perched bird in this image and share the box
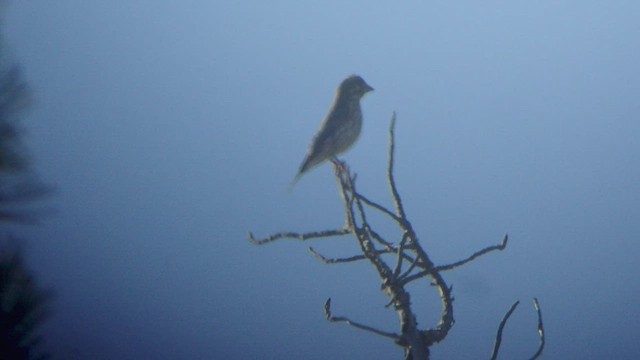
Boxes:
[294,75,373,183]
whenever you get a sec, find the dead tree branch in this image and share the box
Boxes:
[310,247,385,264]
[530,298,545,360]
[250,113,541,359]
[433,234,508,272]
[399,235,509,285]
[324,298,401,341]
[490,301,520,360]
[248,228,350,245]
[490,298,545,360]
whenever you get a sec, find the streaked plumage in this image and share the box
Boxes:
[295,75,373,182]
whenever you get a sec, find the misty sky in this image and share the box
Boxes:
[4,1,640,359]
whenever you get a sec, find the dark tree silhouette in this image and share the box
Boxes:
[0,18,52,359]
[0,65,30,172]
[0,241,51,360]
[0,64,51,224]
[250,113,544,359]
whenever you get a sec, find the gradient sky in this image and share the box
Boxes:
[4,1,640,359]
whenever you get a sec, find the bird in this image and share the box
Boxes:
[293,75,373,183]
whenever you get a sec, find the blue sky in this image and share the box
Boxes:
[4,1,640,359]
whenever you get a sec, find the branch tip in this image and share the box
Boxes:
[530,297,545,359]
[490,300,520,360]
[324,298,332,320]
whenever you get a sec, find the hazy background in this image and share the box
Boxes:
[4,1,640,359]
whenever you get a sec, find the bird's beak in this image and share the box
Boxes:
[365,84,374,92]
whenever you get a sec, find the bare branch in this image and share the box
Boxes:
[351,180,371,228]
[335,164,359,231]
[366,227,396,249]
[309,246,395,264]
[356,192,402,223]
[490,301,520,360]
[364,228,420,268]
[397,252,421,281]
[339,172,394,280]
[387,112,406,220]
[529,298,545,360]
[393,232,411,278]
[324,298,400,340]
[248,228,351,245]
[397,267,430,285]
[422,274,455,346]
[434,234,508,272]
[399,234,508,285]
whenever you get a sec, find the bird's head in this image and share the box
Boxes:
[340,75,374,99]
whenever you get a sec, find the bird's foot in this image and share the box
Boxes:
[330,158,348,175]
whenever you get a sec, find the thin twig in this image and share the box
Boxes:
[366,228,418,265]
[335,164,359,231]
[387,112,406,220]
[397,253,421,282]
[400,234,508,284]
[309,247,367,263]
[356,193,403,223]
[398,268,430,285]
[350,177,370,228]
[248,228,351,245]
[324,298,400,340]
[490,301,520,360]
[365,228,417,263]
[309,247,396,264]
[529,298,545,360]
[393,232,411,278]
[367,227,396,249]
[434,234,508,272]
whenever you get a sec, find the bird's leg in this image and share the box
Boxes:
[331,157,348,176]
[331,157,356,194]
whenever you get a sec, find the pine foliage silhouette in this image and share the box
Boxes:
[0,244,51,360]
[0,20,52,359]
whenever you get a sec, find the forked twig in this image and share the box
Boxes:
[324,298,400,340]
[490,298,545,360]
[356,193,403,223]
[387,112,406,220]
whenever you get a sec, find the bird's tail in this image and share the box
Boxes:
[289,155,314,192]
[288,171,304,192]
